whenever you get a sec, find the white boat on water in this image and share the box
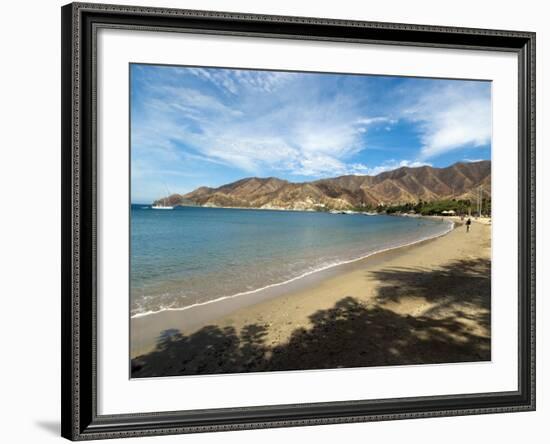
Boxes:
[152,184,174,210]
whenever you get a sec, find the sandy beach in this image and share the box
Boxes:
[131,219,491,377]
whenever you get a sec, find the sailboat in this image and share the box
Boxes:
[152,201,173,210]
[152,184,174,210]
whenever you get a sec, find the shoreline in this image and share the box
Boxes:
[131,219,491,375]
[131,218,458,358]
[131,218,454,320]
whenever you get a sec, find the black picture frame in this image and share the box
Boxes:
[61,2,536,440]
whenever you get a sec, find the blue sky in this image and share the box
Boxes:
[131,64,491,203]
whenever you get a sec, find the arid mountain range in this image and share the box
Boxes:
[155,160,491,211]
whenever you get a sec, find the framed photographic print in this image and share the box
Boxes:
[61,2,536,440]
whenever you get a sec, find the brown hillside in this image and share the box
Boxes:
[155,161,491,210]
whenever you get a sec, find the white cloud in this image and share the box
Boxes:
[296,159,432,178]
[347,159,432,176]
[187,68,239,94]
[354,116,398,135]
[356,117,397,126]
[403,82,491,159]
[188,68,293,94]
[164,86,243,116]
[233,70,292,93]
[293,155,350,177]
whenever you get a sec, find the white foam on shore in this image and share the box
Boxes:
[131,220,454,319]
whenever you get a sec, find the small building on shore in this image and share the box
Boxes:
[441,210,456,216]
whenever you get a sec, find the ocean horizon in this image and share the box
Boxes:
[130,205,452,318]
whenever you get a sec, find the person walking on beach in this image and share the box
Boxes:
[466,217,472,233]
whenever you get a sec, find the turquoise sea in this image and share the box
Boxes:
[130,205,452,317]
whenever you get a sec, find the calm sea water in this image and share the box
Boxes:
[130,206,451,317]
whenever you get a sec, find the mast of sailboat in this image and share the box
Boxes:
[152,182,174,209]
[163,183,170,207]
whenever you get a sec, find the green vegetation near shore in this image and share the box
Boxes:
[381,198,491,216]
[343,198,491,217]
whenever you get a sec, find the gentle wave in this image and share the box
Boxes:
[131,219,454,319]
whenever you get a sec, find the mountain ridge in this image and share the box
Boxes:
[155,160,491,211]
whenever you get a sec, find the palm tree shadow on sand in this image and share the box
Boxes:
[131,258,491,378]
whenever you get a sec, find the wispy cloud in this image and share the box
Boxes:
[401,81,491,159]
[356,116,398,126]
[188,68,293,94]
[348,159,432,176]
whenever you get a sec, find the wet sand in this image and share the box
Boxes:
[131,220,491,377]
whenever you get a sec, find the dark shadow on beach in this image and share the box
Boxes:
[372,257,490,316]
[131,258,491,378]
